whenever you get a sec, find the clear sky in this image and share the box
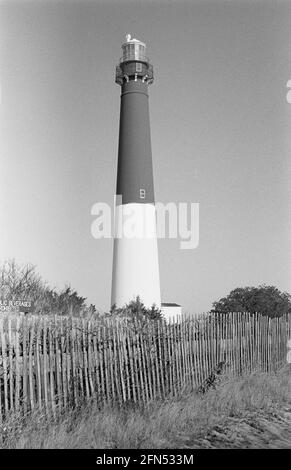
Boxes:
[1,0,291,314]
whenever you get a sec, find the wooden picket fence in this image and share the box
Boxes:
[0,312,290,421]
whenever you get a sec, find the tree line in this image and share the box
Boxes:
[0,259,290,318]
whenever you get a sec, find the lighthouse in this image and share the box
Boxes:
[111,35,161,309]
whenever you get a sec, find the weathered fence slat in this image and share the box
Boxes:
[28,318,35,411]
[131,323,141,403]
[60,316,67,408]
[15,317,20,411]
[98,325,106,403]
[147,319,156,401]
[0,319,9,414]
[49,322,56,418]
[8,317,14,412]
[87,321,95,397]
[22,317,28,413]
[43,318,49,413]
[112,323,122,405]
[35,319,42,409]
[54,316,62,408]
[107,323,116,402]
[102,324,110,403]
[76,320,84,403]
[81,318,90,401]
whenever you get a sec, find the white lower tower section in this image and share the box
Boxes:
[111,203,161,309]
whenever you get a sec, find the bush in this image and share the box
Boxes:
[0,259,97,317]
[110,296,163,322]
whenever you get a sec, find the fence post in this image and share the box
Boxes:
[107,321,116,403]
[54,315,62,410]
[131,319,141,403]
[0,318,8,415]
[28,317,35,411]
[70,317,78,407]
[35,318,42,409]
[43,317,49,414]
[81,318,90,401]
[87,320,95,397]
[8,316,14,412]
[48,320,56,419]
[60,316,67,408]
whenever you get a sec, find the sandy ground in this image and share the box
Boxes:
[183,406,291,449]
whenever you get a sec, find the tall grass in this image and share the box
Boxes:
[1,366,290,449]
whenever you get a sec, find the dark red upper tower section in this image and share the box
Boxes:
[115,35,155,206]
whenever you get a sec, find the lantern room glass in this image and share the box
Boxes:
[121,41,147,63]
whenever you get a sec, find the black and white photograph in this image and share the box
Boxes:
[0,0,291,456]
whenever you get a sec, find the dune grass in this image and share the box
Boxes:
[1,366,290,449]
